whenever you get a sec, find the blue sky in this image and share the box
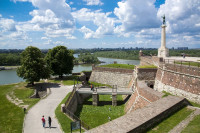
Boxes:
[0,0,199,49]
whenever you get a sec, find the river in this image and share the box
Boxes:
[0,56,140,85]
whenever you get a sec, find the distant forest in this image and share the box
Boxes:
[0,49,200,66]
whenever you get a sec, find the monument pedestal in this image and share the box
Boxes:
[158,24,169,58]
[158,47,169,57]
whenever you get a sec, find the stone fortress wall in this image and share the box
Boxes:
[89,65,134,88]
[140,55,200,103]
[154,63,200,103]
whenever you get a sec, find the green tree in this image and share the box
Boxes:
[17,46,51,85]
[45,46,74,78]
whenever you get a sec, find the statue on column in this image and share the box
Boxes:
[162,15,165,25]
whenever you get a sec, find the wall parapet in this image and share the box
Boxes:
[140,56,163,66]
[125,80,163,113]
[92,65,134,74]
[90,66,134,88]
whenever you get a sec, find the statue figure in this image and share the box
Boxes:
[162,15,165,25]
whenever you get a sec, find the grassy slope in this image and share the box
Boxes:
[0,83,39,133]
[182,115,200,133]
[147,107,193,133]
[75,95,125,129]
[99,64,135,69]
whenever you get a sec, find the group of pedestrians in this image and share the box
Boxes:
[41,116,52,128]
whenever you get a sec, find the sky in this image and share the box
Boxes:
[0,0,200,49]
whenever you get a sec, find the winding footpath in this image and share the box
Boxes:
[23,85,73,133]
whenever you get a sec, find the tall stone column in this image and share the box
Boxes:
[158,24,169,57]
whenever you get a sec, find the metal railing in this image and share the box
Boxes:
[163,59,200,68]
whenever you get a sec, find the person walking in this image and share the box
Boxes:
[48,116,52,128]
[41,116,45,128]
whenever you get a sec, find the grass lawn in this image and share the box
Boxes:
[99,64,135,69]
[182,114,200,133]
[88,81,112,88]
[139,65,157,68]
[75,95,125,129]
[189,101,200,108]
[175,61,200,67]
[0,82,40,133]
[48,75,81,85]
[147,107,193,133]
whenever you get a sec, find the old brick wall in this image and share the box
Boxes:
[89,66,134,88]
[155,64,200,103]
[137,68,157,80]
[125,81,163,113]
[140,56,163,66]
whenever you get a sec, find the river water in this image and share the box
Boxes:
[0,56,140,85]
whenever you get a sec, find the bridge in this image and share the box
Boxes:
[75,85,134,106]
[77,87,133,95]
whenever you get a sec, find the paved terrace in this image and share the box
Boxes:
[76,87,133,95]
[86,96,187,133]
[164,56,200,62]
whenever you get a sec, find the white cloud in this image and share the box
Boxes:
[73,8,115,38]
[41,37,48,40]
[158,0,200,34]
[13,0,75,38]
[9,31,28,40]
[114,0,159,33]
[0,14,2,17]
[83,0,103,6]
[79,26,96,39]
[0,18,17,32]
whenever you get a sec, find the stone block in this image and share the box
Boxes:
[92,93,99,106]
[112,93,117,106]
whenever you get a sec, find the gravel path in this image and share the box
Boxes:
[23,85,73,133]
[169,106,200,133]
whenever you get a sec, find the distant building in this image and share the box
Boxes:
[177,47,188,50]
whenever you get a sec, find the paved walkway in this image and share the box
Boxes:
[169,106,200,133]
[164,56,200,62]
[23,85,73,133]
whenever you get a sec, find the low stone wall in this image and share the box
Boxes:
[155,64,200,103]
[89,66,134,88]
[65,91,91,114]
[165,63,200,77]
[125,81,163,113]
[140,56,163,66]
[137,81,162,102]
[87,96,188,133]
[137,68,157,80]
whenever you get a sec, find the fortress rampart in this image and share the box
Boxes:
[89,65,134,88]
[140,55,200,103]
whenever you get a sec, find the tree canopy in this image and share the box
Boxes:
[17,46,51,85]
[78,53,100,64]
[45,46,74,78]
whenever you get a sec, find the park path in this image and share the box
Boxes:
[23,85,73,133]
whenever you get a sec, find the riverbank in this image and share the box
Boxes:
[0,66,19,70]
